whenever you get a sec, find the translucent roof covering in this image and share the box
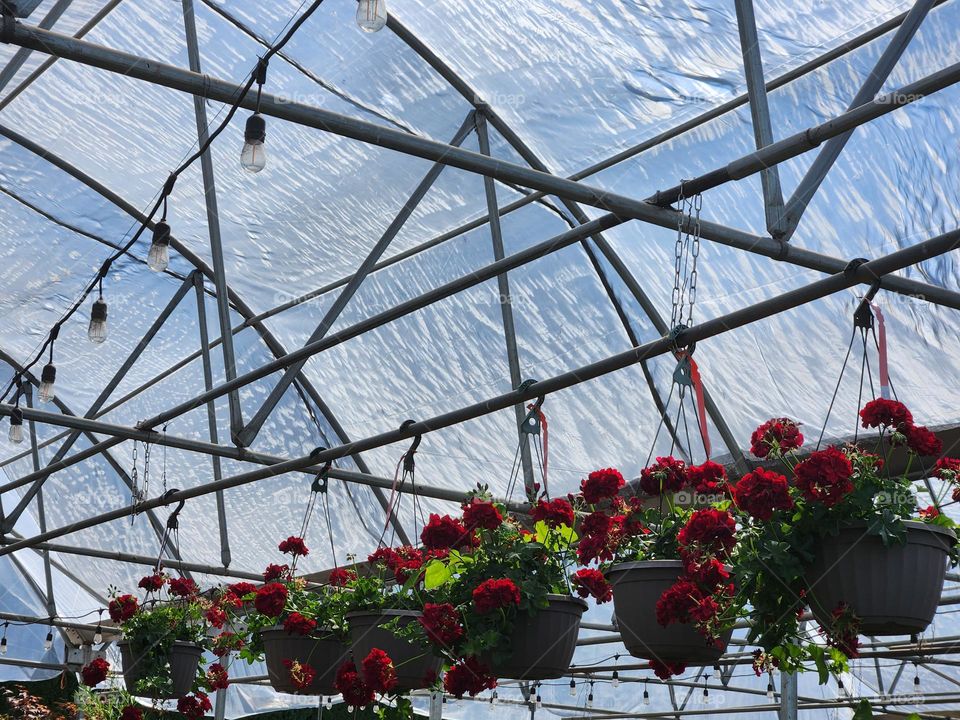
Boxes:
[1,0,960,716]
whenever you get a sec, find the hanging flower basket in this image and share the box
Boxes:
[261,627,348,695]
[346,610,442,692]
[484,594,587,680]
[805,521,956,636]
[605,560,732,664]
[118,640,203,699]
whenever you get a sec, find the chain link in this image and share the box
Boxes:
[670,182,703,330]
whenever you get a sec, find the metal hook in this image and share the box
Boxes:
[310,447,332,494]
[400,420,422,473]
[669,324,696,355]
[161,489,185,530]
[518,380,545,436]
[853,280,882,330]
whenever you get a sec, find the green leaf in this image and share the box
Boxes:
[423,559,452,589]
[852,699,873,720]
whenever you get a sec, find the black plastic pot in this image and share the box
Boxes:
[805,521,956,635]
[118,640,203,699]
[261,627,349,695]
[606,560,732,664]
[485,594,587,680]
[346,610,442,692]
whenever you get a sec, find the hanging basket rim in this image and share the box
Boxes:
[826,520,956,542]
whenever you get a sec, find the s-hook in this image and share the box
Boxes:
[518,379,544,437]
[400,419,422,474]
[309,446,332,495]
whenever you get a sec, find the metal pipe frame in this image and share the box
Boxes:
[0,0,73,94]
[4,21,960,313]
[1,225,955,556]
[22,385,54,619]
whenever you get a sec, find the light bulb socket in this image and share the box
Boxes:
[245,114,266,143]
[91,298,108,322]
[153,221,171,248]
[10,408,22,427]
[40,363,56,384]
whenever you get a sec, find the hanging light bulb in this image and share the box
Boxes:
[914,662,920,688]
[612,669,619,689]
[39,363,56,403]
[87,296,108,344]
[766,676,775,699]
[44,628,53,651]
[487,697,494,713]
[8,408,24,445]
[241,114,267,173]
[149,221,171,272]
[643,680,650,705]
[702,675,710,705]
[356,0,387,32]
[93,626,102,645]
[568,679,576,697]
[586,682,594,709]
[491,690,498,705]
[1,624,8,655]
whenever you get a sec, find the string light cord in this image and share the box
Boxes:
[1,0,328,403]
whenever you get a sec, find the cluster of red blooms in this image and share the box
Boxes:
[283,659,317,691]
[529,497,575,528]
[934,457,960,501]
[472,578,521,614]
[462,498,503,531]
[368,546,430,584]
[421,513,471,551]
[575,495,650,565]
[177,692,212,720]
[362,648,398,693]
[137,573,165,592]
[732,467,794,521]
[419,602,464,646]
[212,631,244,657]
[649,659,686,681]
[639,456,687,495]
[794,446,854,507]
[108,595,139,623]
[335,660,375,707]
[750,418,804,458]
[328,567,357,587]
[820,602,860,658]
[334,650,399,702]
[168,576,199,598]
[283,612,317,636]
[119,706,142,720]
[205,662,230,691]
[860,399,943,456]
[253,582,288,617]
[571,568,612,603]
[443,656,497,698]
[278,536,309,557]
[263,563,290,582]
[580,468,625,504]
[81,657,109,687]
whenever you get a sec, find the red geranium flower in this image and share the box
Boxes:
[443,657,497,698]
[472,578,521,614]
[794,446,854,507]
[283,612,317,636]
[655,579,702,627]
[328,567,356,587]
[649,659,686,680]
[639,456,687,496]
[419,603,464,646]
[906,425,943,456]
[336,660,375,707]
[108,594,139,623]
[750,418,804,458]
[205,605,228,629]
[733,468,794,521]
[81,657,109,687]
[206,663,229,691]
[860,398,913,430]
[677,509,737,562]
[212,631,244,657]
[120,706,143,720]
[686,557,730,588]
[168,577,198,598]
[934,457,960,479]
[421,514,470,551]
[137,573,165,592]
[254,582,288,617]
[283,659,316,691]
[919,505,940,519]
[530,497,575,528]
[263,564,289,582]
[362,648,398,694]
[369,546,425,584]
[462,499,503,531]
[227,582,257,598]
[687,461,728,495]
[177,693,212,720]
[278,536,309,557]
[571,568,612,604]
[580,468,625,504]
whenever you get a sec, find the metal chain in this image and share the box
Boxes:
[130,441,140,521]
[670,184,686,329]
[670,183,703,329]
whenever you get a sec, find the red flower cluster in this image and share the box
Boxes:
[677,509,736,563]
[177,692,212,720]
[462,499,503,531]
[576,510,625,564]
[362,648,398,694]
[822,602,860,659]
[336,660,375,707]
[108,595,139,623]
[205,605,227,629]
[472,577,521,614]
[794,447,854,507]
[649,659,686,680]
[750,418,804,458]
[421,514,470,551]
[368,546,425,584]
[120,706,143,720]
[263,564,289,582]
[328,567,356,587]
[733,468,794,521]
[687,461,727,495]
[227,582,257,598]
[687,557,730,587]
[284,612,317,636]
[283,659,316,691]
[530,497,575,528]
[206,662,229,691]
[571,568,612,604]
[906,425,943,456]
[212,631,244,657]
[168,577,198,598]
[81,657,109,687]
[443,657,497,697]
[655,579,701,627]
[919,505,940,519]
[278,536,309,557]
[137,573,165,592]
[580,468,625,504]
[860,398,912,430]
[934,457,960,479]
[419,603,464,646]
[254,582,288,617]
[639,456,688,496]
